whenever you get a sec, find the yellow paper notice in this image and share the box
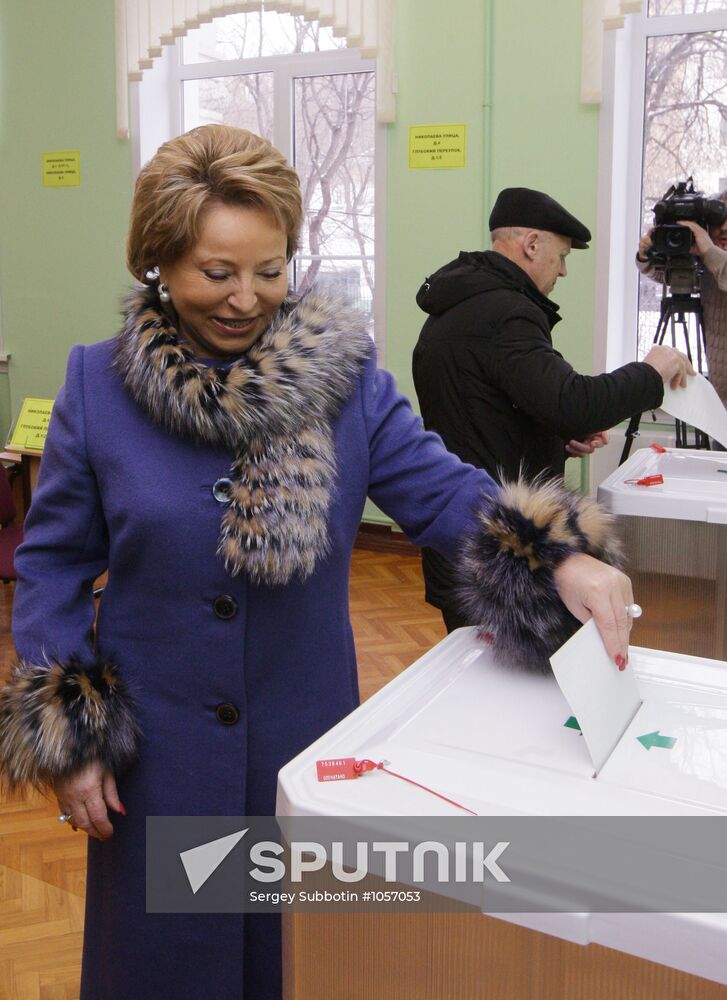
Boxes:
[408,125,466,169]
[42,150,80,187]
[7,398,55,452]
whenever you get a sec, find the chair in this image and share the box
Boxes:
[0,465,23,584]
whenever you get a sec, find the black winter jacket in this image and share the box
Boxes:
[412,250,664,608]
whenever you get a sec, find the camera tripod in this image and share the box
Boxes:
[619,287,709,465]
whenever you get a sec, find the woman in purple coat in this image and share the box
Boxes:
[0,126,633,999]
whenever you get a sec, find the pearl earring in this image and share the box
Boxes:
[158,282,171,304]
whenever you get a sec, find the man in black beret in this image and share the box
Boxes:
[412,186,694,632]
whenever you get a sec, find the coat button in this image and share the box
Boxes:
[212,478,234,503]
[215,702,240,725]
[213,595,238,619]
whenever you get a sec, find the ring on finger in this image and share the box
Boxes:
[58,812,73,823]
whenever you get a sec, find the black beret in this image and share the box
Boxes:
[489,187,591,249]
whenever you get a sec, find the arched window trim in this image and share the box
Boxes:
[115,0,396,139]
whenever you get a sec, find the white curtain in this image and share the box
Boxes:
[115,0,396,139]
[581,0,643,103]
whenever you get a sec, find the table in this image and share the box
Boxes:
[0,448,42,511]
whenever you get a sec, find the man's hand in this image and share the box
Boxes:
[643,344,696,389]
[675,218,714,256]
[565,430,609,457]
[53,763,124,840]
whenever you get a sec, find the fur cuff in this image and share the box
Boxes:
[456,478,623,674]
[0,655,140,790]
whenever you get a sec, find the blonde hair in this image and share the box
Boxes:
[127,125,303,282]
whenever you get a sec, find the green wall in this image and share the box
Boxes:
[384,0,487,405]
[1,0,599,494]
[0,0,131,430]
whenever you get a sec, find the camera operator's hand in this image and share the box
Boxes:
[676,218,713,256]
[637,228,654,263]
[643,344,696,390]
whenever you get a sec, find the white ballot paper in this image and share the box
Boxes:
[661,372,727,446]
[549,620,642,774]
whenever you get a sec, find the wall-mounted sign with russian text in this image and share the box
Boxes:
[42,150,81,187]
[408,124,466,169]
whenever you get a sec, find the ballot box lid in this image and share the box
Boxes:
[597,446,727,522]
[277,628,727,820]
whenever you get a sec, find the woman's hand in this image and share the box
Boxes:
[53,763,125,840]
[553,552,634,667]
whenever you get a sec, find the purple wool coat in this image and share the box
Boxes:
[12,336,497,1000]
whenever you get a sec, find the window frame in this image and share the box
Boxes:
[130,27,387,357]
[594,5,727,374]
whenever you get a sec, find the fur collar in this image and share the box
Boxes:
[115,284,372,446]
[114,285,372,583]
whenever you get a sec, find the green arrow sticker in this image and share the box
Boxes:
[564,716,582,732]
[637,730,677,751]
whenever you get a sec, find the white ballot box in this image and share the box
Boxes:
[598,446,727,660]
[277,628,727,1000]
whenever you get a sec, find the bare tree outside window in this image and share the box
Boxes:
[638,15,727,358]
[181,11,375,322]
[293,72,375,309]
[184,74,274,138]
[648,0,727,15]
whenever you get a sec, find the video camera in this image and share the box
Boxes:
[647,178,726,295]
[650,177,726,257]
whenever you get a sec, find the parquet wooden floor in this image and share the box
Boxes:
[0,547,443,1000]
[349,548,446,700]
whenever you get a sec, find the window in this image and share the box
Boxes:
[595,3,727,371]
[133,10,383,348]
